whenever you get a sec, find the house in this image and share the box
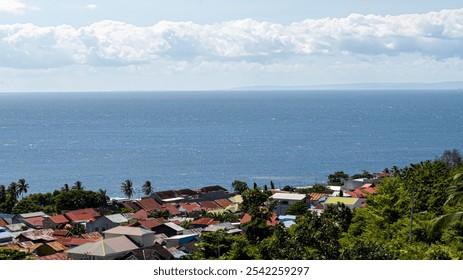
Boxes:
[0,218,8,227]
[188,218,219,229]
[18,211,48,219]
[43,215,69,230]
[16,229,56,243]
[162,204,182,216]
[103,226,155,248]
[22,216,45,229]
[202,222,242,234]
[36,253,70,260]
[178,202,202,216]
[309,193,330,206]
[271,192,308,215]
[35,241,68,257]
[0,227,16,244]
[86,214,129,233]
[66,236,139,260]
[131,209,149,220]
[151,190,184,204]
[240,213,280,227]
[64,208,101,224]
[164,233,200,248]
[196,185,231,201]
[5,223,28,232]
[324,197,362,210]
[117,243,174,260]
[134,198,162,212]
[198,200,222,211]
[151,222,185,237]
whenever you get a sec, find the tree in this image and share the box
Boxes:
[0,248,31,260]
[270,181,275,190]
[61,183,70,192]
[72,181,84,190]
[98,188,110,202]
[286,201,309,216]
[54,189,107,211]
[121,179,134,200]
[142,181,153,196]
[439,149,463,170]
[17,178,29,199]
[232,180,248,194]
[0,185,6,204]
[328,171,349,185]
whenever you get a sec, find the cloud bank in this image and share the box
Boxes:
[0,8,462,69]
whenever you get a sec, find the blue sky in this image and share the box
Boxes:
[0,0,462,91]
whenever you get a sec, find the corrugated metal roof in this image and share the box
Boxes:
[271,192,306,201]
[19,212,48,219]
[103,226,154,236]
[49,215,69,224]
[66,236,138,257]
[105,214,129,224]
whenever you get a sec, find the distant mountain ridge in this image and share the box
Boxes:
[232,81,463,91]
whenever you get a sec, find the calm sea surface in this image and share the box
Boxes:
[0,90,462,197]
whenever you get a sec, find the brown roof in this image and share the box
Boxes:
[81,232,103,240]
[214,199,234,208]
[122,201,139,212]
[65,208,100,223]
[37,253,70,260]
[240,213,280,227]
[198,200,221,210]
[49,215,69,224]
[24,216,45,228]
[310,193,330,201]
[189,218,219,226]
[155,190,178,200]
[43,241,68,252]
[197,185,227,193]
[162,205,181,216]
[68,238,98,247]
[52,229,71,237]
[136,218,164,230]
[0,218,7,227]
[134,198,162,212]
[175,189,198,197]
[178,202,201,213]
[18,229,56,242]
[131,209,149,220]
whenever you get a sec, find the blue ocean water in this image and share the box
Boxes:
[0,90,462,198]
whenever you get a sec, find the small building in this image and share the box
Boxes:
[86,214,129,233]
[164,233,200,249]
[151,222,185,237]
[43,215,69,230]
[103,226,155,248]
[324,197,362,210]
[271,192,308,215]
[66,236,139,260]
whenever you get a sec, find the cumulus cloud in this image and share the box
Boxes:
[0,8,463,68]
[0,0,37,15]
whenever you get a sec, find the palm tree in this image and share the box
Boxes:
[72,181,84,190]
[142,181,153,196]
[61,183,70,192]
[121,179,134,200]
[17,178,29,199]
[430,172,463,232]
[98,188,110,202]
[7,182,18,199]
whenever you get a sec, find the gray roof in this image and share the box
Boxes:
[163,222,185,232]
[105,214,129,224]
[5,223,27,232]
[19,212,48,219]
[271,192,306,201]
[66,236,139,257]
[103,226,154,236]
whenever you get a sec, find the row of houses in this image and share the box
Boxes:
[0,181,380,260]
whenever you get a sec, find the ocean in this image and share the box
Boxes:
[0,90,462,198]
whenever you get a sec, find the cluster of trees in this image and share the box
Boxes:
[0,179,29,213]
[192,149,463,260]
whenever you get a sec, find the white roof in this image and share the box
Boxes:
[66,236,138,257]
[105,214,129,224]
[271,192,306,201]
[163,222,185,232]
[103,226,154,236]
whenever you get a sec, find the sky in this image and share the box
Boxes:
[0,0,462,91]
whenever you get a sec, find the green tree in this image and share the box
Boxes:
[0,185,6,204]
[121,179,134,199]
[98,188,110,202]
[17,178,29,199]
[285,201,309,216]
[0,248,31,260]
[54,189,107,212]
[142,180,153,196]
[61,183,70,192]
[328,171,349,185]
[439,149,463,170]
[232,180,248,194]
[72,181,84,190]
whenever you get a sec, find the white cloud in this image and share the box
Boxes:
[86,4,97,10]
[0,8,462,69]
[0,0,37,15]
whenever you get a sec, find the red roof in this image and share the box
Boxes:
[24,216,45,228]
[178,202,201,213]
[135,198,162,212]
[37,253,70,260]
[0,218,8,227]
[214,199,234,208]
[197,185,227,193]
[80,232,103,240]
[136,218,164,230]
[49,215,69,224]
[198,200,221,210]
[162,204,181,216]
[240,213,280,227]
[68,238,98,246]
[131,209,149,220]
[65,208,100,223]
[189,218,219,226]
[122,201,139,212]
[52,229,70,237]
